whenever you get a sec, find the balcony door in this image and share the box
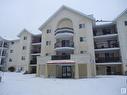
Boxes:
[62,40,69,47]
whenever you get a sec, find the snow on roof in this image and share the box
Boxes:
[47,60,75,64]
[113,8,127,21]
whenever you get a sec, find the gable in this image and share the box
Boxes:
[39,5,95,31]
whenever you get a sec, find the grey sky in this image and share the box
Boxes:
[0,0,127,40]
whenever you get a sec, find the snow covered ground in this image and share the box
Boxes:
[0,72,127,95]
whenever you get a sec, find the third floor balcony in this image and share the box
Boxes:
[94,40,119,49]
[54,40,74,51]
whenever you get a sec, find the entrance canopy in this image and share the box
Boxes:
[47,60,75,64]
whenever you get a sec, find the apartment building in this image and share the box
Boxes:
[6,29,41,73]
[36,6,127,78]
[0,36,9,71]
[1,6,127,78]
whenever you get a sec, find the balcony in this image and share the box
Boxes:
[32,35,41,44]
[31,45,41,55]
[95,57,121,63]
[30,59,37,64]
[31,49,41,55]
[93,24,117,38]
[94,41,119,49]
[55,27,74,39]
[51,55,70,60]
[54,41,74,51]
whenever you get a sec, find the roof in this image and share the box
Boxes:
[0,36,9,41]
[47,60,75,64]
[113,8,127,21]
[17,28,32,37]
[39,5,95,31]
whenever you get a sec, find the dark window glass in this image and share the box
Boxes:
[125,21,127,26]
[9,58,12,62]
[11,42,14,45]
[10,50,13,53]
[21,56,25,60]
[80,37,83,42]
[22,46,26,50]
[24,36,27,40]
[45,53,49,56]
[80,51,84,54]
[79,24,85,29]
[46,41,51,46]
[47,29,51,33]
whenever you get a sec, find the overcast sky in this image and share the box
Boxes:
[0,0,127,40]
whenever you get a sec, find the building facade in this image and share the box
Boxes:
[1,6,127,78]
[0,36,9,71]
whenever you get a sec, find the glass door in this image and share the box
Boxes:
[62,66,72,78]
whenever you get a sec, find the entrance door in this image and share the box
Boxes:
[106,66,112,75]
[62,66,72,78]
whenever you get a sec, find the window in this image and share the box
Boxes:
[11,41,14,45]
[0,41,2,47]
[47,29,51,33]
[125,21,127,26]
[9,58,12,62]
[80,37,84,42]
[21,56,25,60]
[80,51,84,54]
[46,41,51,46]
[79,24,85,29]
[10,50,13,53]
[22,46,26,50]
[80,51,87,54]
[45,53,49,56]
[24,36,27,40]
[80,37,86,42]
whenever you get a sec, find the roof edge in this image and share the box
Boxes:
[39,5,95,31]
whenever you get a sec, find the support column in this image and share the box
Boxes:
[45,64,48,78]
[122,64,127,75]
[87,64,92,77]
[36,64,40,77]
[75,64,79,79]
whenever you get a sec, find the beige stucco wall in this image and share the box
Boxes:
[40,8,95,63]
[47,64,56,78]
[122,64,127,74]
[7,40,21,71]
[18,31,32,71]
[96,64,123,75]
[116,12,127,74]
[78,64,87,78]
[7,30,33,72]
[37,64,45,77]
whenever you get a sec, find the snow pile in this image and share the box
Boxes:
[0,72,126,95]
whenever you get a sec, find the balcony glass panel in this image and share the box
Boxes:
[51,55,70,60]
[55,40,74,48]
[94,40,119,49]
[55,27,73,35]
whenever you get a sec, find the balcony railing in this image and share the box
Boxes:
[55,27,73,32]
[30,59,37,64]
[51,55,70,60]
[94,42,119,49]
[95,57,121,63]
[93,29,117,36]
[32,39,41,43]
[54,41,74,48]
[55,27,74,35]
[31,50,41,54]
